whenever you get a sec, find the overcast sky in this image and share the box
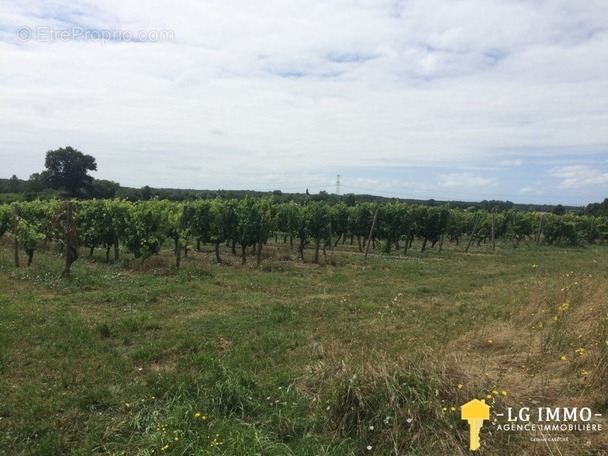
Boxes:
[1,0,607,205]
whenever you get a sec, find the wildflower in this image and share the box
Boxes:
[442,407,447,412]
[560,355,567,361]
[457,384,463,389]
[369,425,374,431]
[575,348,586,356]
[501,391,507,396]
[492,390,499,395]
[195,412,201,418]
[581,370,589,376]
[384,416,390,424]
[367,445,373,451]
[450,406,456,412]
[125,403,131,408]
[487,339,493,344]
[486,394,492,399]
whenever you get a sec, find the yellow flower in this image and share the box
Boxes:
[195,412,201,418]
[492,390,499,395]
[450,406,456,412]
[442,407,447,412]
[487,339,493,344]
[501,391,507,396]
[486,394,492,399]
[560,355,567,361]
[457,384,463,389]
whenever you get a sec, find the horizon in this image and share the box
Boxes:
[2,173,598,209]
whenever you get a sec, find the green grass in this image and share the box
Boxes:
[0,239,607,454]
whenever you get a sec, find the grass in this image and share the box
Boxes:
[0,238,607,454]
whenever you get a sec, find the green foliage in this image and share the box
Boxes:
[122,200,175,260]
[188,200,212,244]
[209,199,236,244]
[0,204,12,238]
[88,179,120,199]
[16,218,45,251]
[377,202,409,253]
[347,202,375,238]
[76,199,116,254]
[44,146,97,197]
[4,198,608,272]
[542,214,579,246]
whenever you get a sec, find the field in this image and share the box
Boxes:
[1,238,607,455]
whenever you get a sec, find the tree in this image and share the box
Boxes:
[44,146,97,197]
[141,185,153,201]
[8,175,20,192]
[26,173,47,193]
[89,179,120,199]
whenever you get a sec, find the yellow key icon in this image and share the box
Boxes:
[461,399,490,451]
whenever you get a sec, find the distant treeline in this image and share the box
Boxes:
[1,175,605,216]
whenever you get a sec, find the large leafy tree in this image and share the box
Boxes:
[44,146,97,197]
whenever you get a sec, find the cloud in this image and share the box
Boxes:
[499,159,523,167]
[1,1,608,205]
[438,173,498,189]
[550,165,608,189]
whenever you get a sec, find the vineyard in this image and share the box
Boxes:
[1,198,608,454]
[1,198,607,269]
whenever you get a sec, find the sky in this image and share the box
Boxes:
[1,0,607,206]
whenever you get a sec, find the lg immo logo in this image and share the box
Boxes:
[460,399,490,451]
[460,399,603,451]
[495,406,603,432]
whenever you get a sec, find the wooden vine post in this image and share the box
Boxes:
[465,214,481,254]
[256,213,265,267]
[535,214,544,246]
[176,204,188,269]
[364,207,379,260]
[491,213,496,252]
[63,201,76,277]
[13,204,19,268]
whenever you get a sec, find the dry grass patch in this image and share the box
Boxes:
[445,269,608,454]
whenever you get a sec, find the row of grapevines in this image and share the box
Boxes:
[2,199,607,267]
